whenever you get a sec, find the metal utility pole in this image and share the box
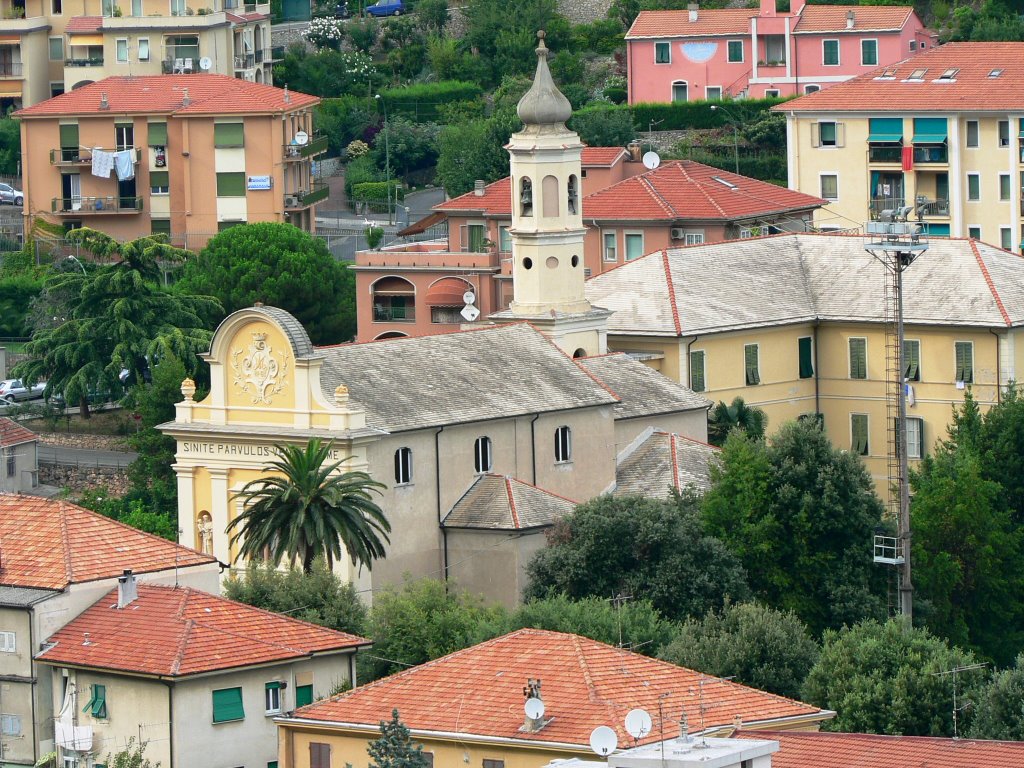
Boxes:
[709,104,740,174]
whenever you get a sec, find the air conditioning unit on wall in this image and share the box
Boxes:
[284,195,299,207]
[670,227,686,240]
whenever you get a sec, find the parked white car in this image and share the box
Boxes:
[0,379,46,403]
[0,183,23,206]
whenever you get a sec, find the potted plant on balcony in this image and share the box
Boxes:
[365,224,384,250]
[112,6,123,15]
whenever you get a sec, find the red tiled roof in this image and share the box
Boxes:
[0,496,215,590]
[36,584,369,676]
[792,6,914,33]
[15,75,318,118]
[292,629,831,746]
[778,42,1024,112]
[583,160,825,221]
[736,730,1024,768]
[581,146,629,166]
[0,417,36,447]
[65,15,102,33]
[627,9,758,38]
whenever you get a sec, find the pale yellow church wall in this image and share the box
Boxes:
[444,528,549,607]
[613,409,710,452]
[532,407,617,503]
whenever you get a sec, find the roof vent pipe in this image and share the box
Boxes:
[182,88,190,107]
[284,84,290,104]
[846,10,855,28]
[99,93,109,110]
[117,569,138,608]
[688,3,698,21]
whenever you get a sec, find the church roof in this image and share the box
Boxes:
[615,428,719,497]
[442,474,576,530]
[577,352,709,418]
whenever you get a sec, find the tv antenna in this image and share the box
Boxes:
[932,662,988,738]
[609,592,633,648]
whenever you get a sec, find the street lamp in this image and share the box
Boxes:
[374,93,391,224]
[709,104,740,175]
[66,255,86,274]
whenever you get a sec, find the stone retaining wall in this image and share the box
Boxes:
[36,432,131,451]
[39,463,130,495]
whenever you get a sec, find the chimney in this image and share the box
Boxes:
[181,88,190,107]
[627,140,642,161]
[99,92,109,110]
[522,678,545,733]
[846,9,855,28]
[759,0,776,16]
[117,569,138,608]
[283,84,290,104]
[474,179,486,196]
[687,3,697,22]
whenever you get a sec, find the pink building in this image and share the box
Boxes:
[625,0,931,103]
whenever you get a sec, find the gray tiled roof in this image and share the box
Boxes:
[317,323,619,433]
[0,585,60,607]
[586,235,1024,335]
[214,305,316,358]
[442,474,576,530]
[615,429,719,497]
[578,353,710,418]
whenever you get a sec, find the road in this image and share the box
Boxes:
[38,444,138,468]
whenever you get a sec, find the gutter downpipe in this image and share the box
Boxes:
[814,320,821,414]
[530,413,541,485]
[435,425,448,586]
[164,681,174,768]
[990,328,1002,404]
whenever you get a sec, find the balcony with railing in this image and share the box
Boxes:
[868,144,902,164]
[52,196,143,214]
[283,132,328,160]
[65,55,104,67]
[284,181,329,209]
[868,196,906,219]
[161,56,206,73]
[49,146,139,166]
[0,61,22,78]
[916,198,950,217]
[371,276,416,322]
[912,144,948,164]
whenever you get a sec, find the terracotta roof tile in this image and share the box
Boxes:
[292,629,831,746]
[615,429,719,497]
[627,9,758,38]
[778,42,1024,112]
[580,146,629,166]
[442,474,577,530]
[792,6,914,33]
[65,15,103,33]
[0,495,215,590]
[0,418,36,447]
[37,584,369,676]
[15,75,318,118]
[737,729,1024,767]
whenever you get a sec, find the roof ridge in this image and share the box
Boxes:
[59,501,74,585]
[639,175,678,218]
[669,432,681,491]
[571,633,601,704]
[171,615,194,676]
[660,249,684,336]
[971,240,1012,326]
[506,475,579,506]
[505,477,521,529]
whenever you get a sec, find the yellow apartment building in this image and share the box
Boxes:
[777,42,1024,251]
[15,74,326,241]
[585,234,1024,491]
[0,0,273,110]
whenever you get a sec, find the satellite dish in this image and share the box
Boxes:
[524,698,545,720]
[462,290,476,306]
[294,130,309,146]
[460,305,480,322]
[199,56,213,71]
[589,725,617,756]
[624,708,653,740]
[642,151,661,170]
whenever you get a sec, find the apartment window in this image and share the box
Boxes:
[115,123,134,150]
[214,123,245,149]
[264,682,281,714]
[624,232,644,260]
[1000,173,1011,201]
[51,82,65,97]
[684,232,704,245]
[394,447,412,485]
[269,763,279,768]
[764,89,780,97]
[969,226,981,240]
[727,39,743,62]
[906,417,923,459]
[431,306,462,324]
[216,172,246,197]
[482,760,505,768]
[954,341,973,384]
[171,0,186,14]
[814,121,843,147]
[148,122,168,146]
[49,37,64,61]
[690,350,706,392]
[554,426,572,463]
[999,120,1010,147]
[463,223,485,252]
[849,337,867,379]
[138,38,150,61]
[822,39,839,66]
[804,84,821,94]
[744,344,760,385]
[83,684,107,719]
[212,687,244,723]
[851,414,869,455]
[602,232,617,262]
[861,39,878,66]
[149,171,169,195]
[1001,227,1012,250]
[295,684,313,708]
[967,173,980,201]
[423,754,434,768]
[671,81,688,102]
[798,336,814,379]
[903,339,920,381]
[0,714,20,736]
[498,226,512,253]
[116,38,129,63]
[309,743,331,768]
[0,631,14,653]
[966,120,979,147]
[705,86,722,100]
[654,42,670,64]
[6,448,14,478]
[151,219,171,237]
[820,174,838,201]
[474,436,492,473]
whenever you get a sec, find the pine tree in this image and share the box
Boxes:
[367,709,430,768]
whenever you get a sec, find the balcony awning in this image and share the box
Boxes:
[397,211,444,237]
[868,117,903,143]
[69,34,104,45]
[425,278,471,306]
[913,117,947,144]
[0,36,21,42]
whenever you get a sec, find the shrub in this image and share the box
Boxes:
[345,154,384,197]
[346,139,370,158]
[352,181,404,202]
[304,16,344,49]
[377,81,484,123]
[365,225,384,250]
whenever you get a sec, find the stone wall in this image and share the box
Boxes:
[271,22,313,52]
[557,0,612,24]
[39,463,130,495]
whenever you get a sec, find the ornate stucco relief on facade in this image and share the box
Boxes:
[230,331,291,404]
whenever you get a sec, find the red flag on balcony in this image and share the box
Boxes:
[902,145,914,171]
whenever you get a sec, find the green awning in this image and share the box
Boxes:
[913,117,947,144]
[868,117,903,143]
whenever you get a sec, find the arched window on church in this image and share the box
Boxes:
[567,175,579,215]
[474,436,492,473]
[542,175,559,217]
[520,177,533,216]
[395,447,413,485]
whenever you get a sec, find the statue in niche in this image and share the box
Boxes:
[197,512,213,555]
[567,176,578,214]
[520,177,534,216]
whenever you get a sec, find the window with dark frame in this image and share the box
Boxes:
[690,350,705,392]
[798,337,814,379]
[744,344,760,385]
[851,414,869,455]
[955,341,973,383]
[654,42,670,63]
[849,338,867,379]
[310,742,331,768]
[554,426,571,463]
[5,448,14,478]
[903,339,920,381]
[394,447,412,484]
[474,436,492,473]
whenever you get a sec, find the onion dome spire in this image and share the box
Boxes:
[516,31,573,128]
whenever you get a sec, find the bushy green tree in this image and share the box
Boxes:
[659,602,819,699]
[0,117,20,175]
[707,396,767,446]
[370,117,440,176]
[368,709,430,768]
[273,47,381,98]
[177,222,356,345]
[569,106,636,147]
[435,110,521,196]
[463,0,571,84]
[417,0,448,34]
[224,557,368,635]
[802,619,981,736]
[703,420,886,635]
[317,96,374,155]
[0,273,44,337]
[104,738,159,768]
[526,493,750,622]
[347,16,379,52]
[968,654,1024,740]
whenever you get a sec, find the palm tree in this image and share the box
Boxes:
[708,396,768,447]
[227,439,390,573]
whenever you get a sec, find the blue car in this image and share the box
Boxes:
[365,0,404,16]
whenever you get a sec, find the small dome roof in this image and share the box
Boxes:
[517,31,572,127]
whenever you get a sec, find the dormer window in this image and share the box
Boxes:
[936,68,958,81]
[988,68,1004,78]
[907,68,927,81]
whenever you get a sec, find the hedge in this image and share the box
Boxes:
[377,81,485,123]
[352,181,405,203]
[572,96,794,133]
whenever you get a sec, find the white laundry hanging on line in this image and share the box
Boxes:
[91,148,114,178]
[114,149,135,181]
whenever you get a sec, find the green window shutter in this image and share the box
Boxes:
[798,337,814,379]
[903,340,920,380]
[59,124,79,148]
[295,684,313,708]
[823,40,838,65]
[468,224,485,252]
[212,687,245,723]
[744,344,760,385]
[151,219,171,236]
[852,414,868,455]
[690,350,705,392]
[268,763,278,768]
[90,685,106,718]
[728,40,742,61]
[850,338,866,379]
[955,342,973,383]
[216,172,246,197]
[148,122,168,146]
[149,170,169,188]
[655,42,670,63]
[214,122,245,148]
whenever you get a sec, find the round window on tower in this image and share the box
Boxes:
[523,257,534,270]
[546,256,559,269]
